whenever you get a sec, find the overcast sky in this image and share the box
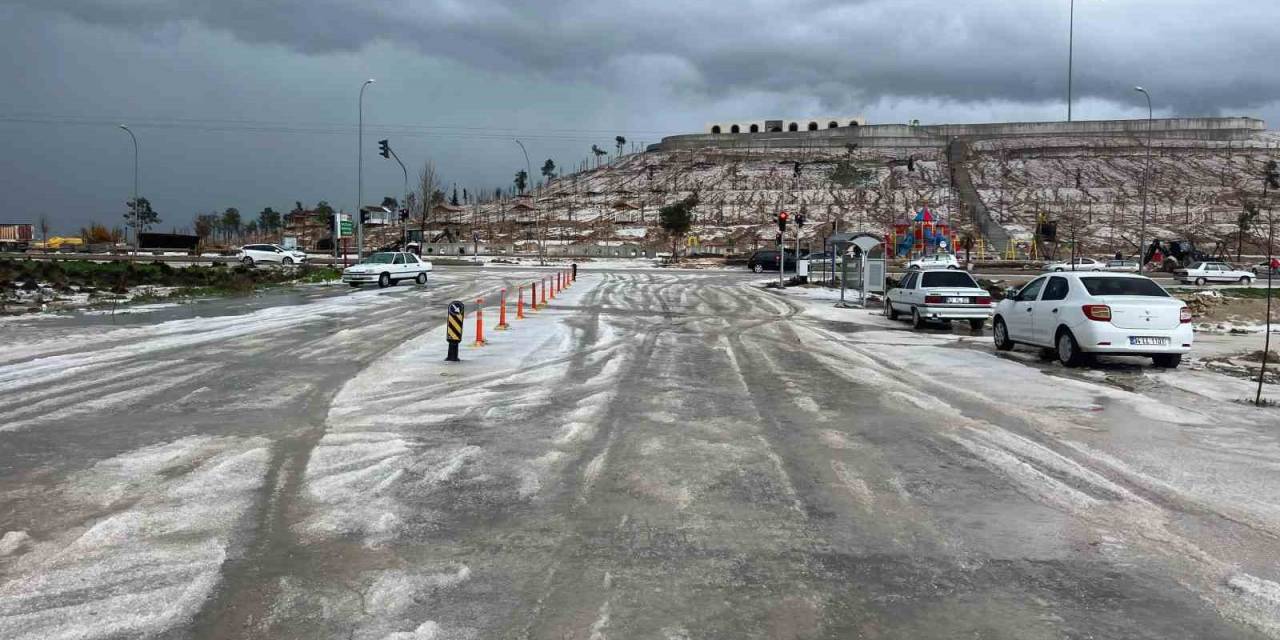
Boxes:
[4,0,1280,234]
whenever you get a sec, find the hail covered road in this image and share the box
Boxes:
[1,269,1279,639]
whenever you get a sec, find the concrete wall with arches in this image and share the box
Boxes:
[705,116,867,135]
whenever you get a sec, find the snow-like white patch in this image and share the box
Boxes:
[0,436,270,640]
[0,531,30,557]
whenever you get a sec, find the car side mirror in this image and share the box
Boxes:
[1004,287,1018,300]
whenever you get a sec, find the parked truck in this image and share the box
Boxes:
[0,223,34,251]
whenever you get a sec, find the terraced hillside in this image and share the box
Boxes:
[459,118,1280,259]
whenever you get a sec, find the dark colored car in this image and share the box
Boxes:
[747,250,797,273]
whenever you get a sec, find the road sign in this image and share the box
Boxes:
[340,220,353,237]
[446,301,464,362]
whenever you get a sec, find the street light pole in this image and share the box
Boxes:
[514,139,541,265]
[356,78,375,261]
[1135,86,1153,272]
[1067,0,1074,122]
[119,125,138,253]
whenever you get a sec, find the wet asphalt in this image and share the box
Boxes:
[0,269,1275,639]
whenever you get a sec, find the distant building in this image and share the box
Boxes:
[705,116,868,134]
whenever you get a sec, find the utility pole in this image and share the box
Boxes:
[1135,86,1153,271]
[1067,0,1075,122]
[356,78,375,261]
[118,125,139,254]
[514,139,540,265]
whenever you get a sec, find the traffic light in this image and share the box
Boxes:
[378,139,390,159]
[777,211,789,232]
[796,213,806,227]
[360,210,369,224]
[399,208,409,221]
[1267,160,1279,190]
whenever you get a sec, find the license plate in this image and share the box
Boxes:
[946,297,969,304]
[1129,336,1169,346]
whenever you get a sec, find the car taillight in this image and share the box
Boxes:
[925,295,943,304]
[1180,307,1192,323]
[976,296,991,305]
[1082,304,1112,321]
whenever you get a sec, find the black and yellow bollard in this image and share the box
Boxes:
[445,300,464,362]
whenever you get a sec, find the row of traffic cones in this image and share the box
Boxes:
[472,268,575,346]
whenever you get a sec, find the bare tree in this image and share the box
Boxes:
[416,161,439,246]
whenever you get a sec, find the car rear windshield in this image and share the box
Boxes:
[364,253,395,264]
[920,271,978,288]
[1079,277,1168,297]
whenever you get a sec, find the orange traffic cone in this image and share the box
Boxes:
[473,298,486,346]
[497,289,509,330]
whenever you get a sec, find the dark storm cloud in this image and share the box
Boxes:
[16,0,1280,114]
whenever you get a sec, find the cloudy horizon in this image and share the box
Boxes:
[4,0,1280,234]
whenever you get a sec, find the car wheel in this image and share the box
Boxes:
[282,257,293,266]
[751,264,764,273]
[1152,354,1182,368]
[885,299,898,320]
[947,265,958,270]
[993,318,1014,351]
[968,318,985,333]
[911,307,926,330]
[1195,277,1207,286]
[415,272,428,285]
[1240,276,1252,285]
[1054,267,1065,272]
[378,272,391,288]
[908,265,920,270]
[241,256,254,266]
[1056,329,1085,367]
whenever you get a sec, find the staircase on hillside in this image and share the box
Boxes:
[946,139,1013,254]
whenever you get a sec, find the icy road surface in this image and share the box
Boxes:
[1,270,1279,639]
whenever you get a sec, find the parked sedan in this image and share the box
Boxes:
[238,243,308,266]
[1174,261,1254,285]
[1251,260,1280,276]
[1102,259,1141,272]
[1042,257,1104,272]
[342,251,432,288]
[905,253,959,270]
[885,269,993,332]
[992,272,1192,368]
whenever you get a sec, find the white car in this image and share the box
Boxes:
[1042,257,1103,272]
[1101,259,1141,272]
[992,272,1192,368]
[906,253,959,270]
[1174,261,1254,286]
[238,243,308,266]
[1252,261,1280,276]
[342,251,432,288]
[885,269,993,332]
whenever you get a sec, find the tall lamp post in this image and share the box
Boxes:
[119,125,139,253]
[514,139,542,265]
[356,78,375,260]
[1135,86,1153,272]
[1067,0,1075,122]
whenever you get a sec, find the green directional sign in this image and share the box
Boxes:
[339,221,353,237]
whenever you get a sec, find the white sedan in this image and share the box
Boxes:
[1174,261,1254,285]
[342,251,432,288]
[1101,259,1140,273]
[992,272,1192,368]
[1042,257,1104,272]
[905,253,959,270]
[238,243,308,266]
[885,269,993,332]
